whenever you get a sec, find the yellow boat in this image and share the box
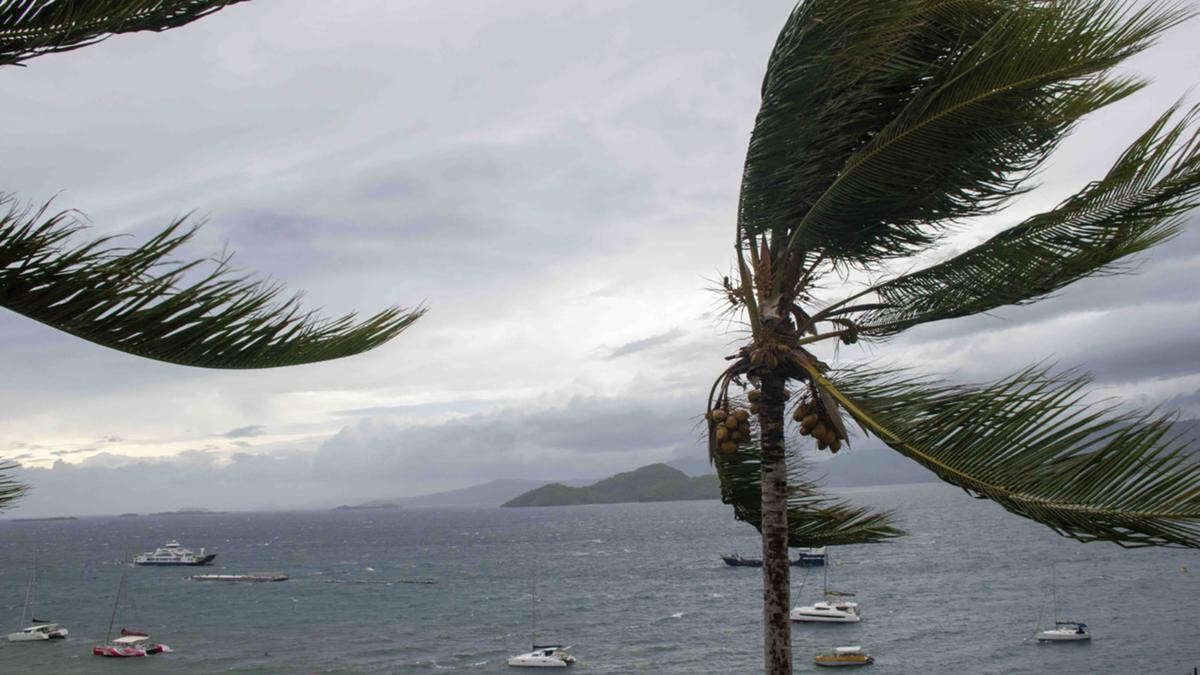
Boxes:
[814,645,874,667]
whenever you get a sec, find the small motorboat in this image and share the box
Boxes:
[7,621,68,641]
[722,553,762,567]
[92,634,172,657]
[507,644,576,668]
[814,645,874,667]
[791,593,861,623]
[1036,621,1091,642]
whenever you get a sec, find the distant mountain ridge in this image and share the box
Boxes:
[334,479,555,509]
[502,463,718,507]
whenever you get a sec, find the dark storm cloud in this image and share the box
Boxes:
[609,328,684,359]
[2,0,1198,517]
[313,394,704,484]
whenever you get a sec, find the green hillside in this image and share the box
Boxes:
[501,463,719,507]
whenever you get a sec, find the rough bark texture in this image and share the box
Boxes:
[759,370,792,675]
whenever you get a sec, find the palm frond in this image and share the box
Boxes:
[0,197,423,368]
[0,0,248,67]
[740,0,1190,267]
[801,362,1200,548]
[712,440,904,547]
[706,383,902,547]
[843,103,1200,338]
[0,460,25,510]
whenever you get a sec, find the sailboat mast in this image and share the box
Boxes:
[19,565,33,627]
[530,575,536,648]
[822,549,829,595]
[105,572,125,643]
[1051,563,1058,622]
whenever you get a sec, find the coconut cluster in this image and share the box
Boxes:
[793,399,845,453]
[707,406,752,453]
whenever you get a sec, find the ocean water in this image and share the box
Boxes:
[0,482,1196,674]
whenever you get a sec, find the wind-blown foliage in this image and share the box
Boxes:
[0,199,423,368]
[808,363,1200,548]
[714,3,1200,670]
[713,0,1200,551]
[846,104,1200,337]
[0,460,23,509]
[0,0,421,507]
[711,437,903,547]
[0,0,249,66]
[740,0,1189,268]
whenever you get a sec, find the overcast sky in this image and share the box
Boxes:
[2,1,1198,516]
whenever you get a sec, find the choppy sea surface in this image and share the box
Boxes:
[0,482,1196,673]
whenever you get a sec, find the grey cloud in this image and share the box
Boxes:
[50,448,95,456]
[6,392,709,517]
[609,328,684,359]
[223,425,266,438]
[329,399,503,418]
[879,299,1200,386]
[1164,388,1200,418]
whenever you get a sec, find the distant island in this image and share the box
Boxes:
[502,463,718,507]
[10,515,77,522]
[332,503,402,511]
[148,508,227,516]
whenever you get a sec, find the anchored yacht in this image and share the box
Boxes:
[134,541,216,566]
[508,645,576,668]
[1037,621,1091,642]
[791,592,861,623]
[7,622,68,642]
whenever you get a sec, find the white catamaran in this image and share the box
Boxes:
[6,553,68,642]
[508,578,576,668]
[1036,565,1090,642]
[791,549,861,623]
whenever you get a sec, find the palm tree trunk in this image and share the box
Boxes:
[759,370,792,675]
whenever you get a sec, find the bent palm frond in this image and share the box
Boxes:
[0,460,24,510]
[0,0,248,67]
[0,198,423,368]
[711,430,903,547]
[801,363,1200,548]
[741,0,1190,268]
[845,103,1200,338]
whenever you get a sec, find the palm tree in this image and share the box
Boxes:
[705,2,1200,672]
[0,1,424,509]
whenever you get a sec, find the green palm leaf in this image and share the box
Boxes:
[0,0,248,67]
[801,362,1200,548]
[0,460,24,510]
[740,0,1189,268]
[0,198,423,368]
[710,421,903,547]
[839,103,1200,338]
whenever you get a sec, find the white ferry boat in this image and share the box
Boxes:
[134,541,216,566]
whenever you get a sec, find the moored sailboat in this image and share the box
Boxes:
[508,577,576,668]
[791,549,861,623]
[92,571,171,657]
[6,553,68,642]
